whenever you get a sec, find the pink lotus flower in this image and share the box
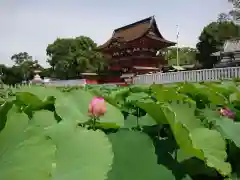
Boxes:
[88,97,106,117]
[219,107,235,120]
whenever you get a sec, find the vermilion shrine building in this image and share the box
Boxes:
[97,16,175,84]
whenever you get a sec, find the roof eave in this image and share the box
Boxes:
[98,16,175,50]
[151,17,164,39]
[146,35,176,46]
[114,16,153,33]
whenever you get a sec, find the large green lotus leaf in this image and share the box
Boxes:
[226,158,240,180]
[177,149,218,177]
[229,92,240,102]
[54,90,88,123]
[48,120,113,180]
[124,114,156,128]
[0,107,55,180]
[136,101,168,124]
[99,103,124,127]
[227,173,240,180]
[179,83,226,105]
[126,92,149,102]
[110,88,130,102]
[154,138,192,180]
[169,102,202,130]
[57,89,124,126]
[30,110,58,134]
[15,91,43,107]
[129,85,150,93]
[190,128,231,176]
[199,83,227,105]
[16,86,62,100]
[206,81,237,99]
[201,88,227,106]
[0,101,13,132]
[17,86,124,126]
[162,105,231,176]
[107,130,176,180]
[18,86,89,123]
[178,83,199,98]
[214,117,240,149]
[151,84,186,102]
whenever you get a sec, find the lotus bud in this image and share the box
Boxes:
[88,97,106,117]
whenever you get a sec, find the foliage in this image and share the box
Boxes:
[162,47,197,66]
[1,81,240,179]
[0,63,32,85]
[11,52,33,65]
[0,52,43,85]
[46,36,108,79]
[196,21,240,68]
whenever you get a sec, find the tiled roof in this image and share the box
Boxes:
[99,16,175,49]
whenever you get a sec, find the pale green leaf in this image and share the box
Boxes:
[124,114,156,128]
[191,128,231,176]
[162,104,231,176]
[136,102,168,124]
[107,130,176,180]
[56,89,124,126]
[49,120,113,180]
[215,117,240,148]
[0,107,55,180]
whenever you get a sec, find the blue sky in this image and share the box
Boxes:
[0,0,231,67]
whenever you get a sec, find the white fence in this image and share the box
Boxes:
[44,79,86,86]
[133,67,240,84]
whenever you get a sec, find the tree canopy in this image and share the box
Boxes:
[162,47,197,66]
[0,52,43,85]
[46,36,108,79]
[196,21,240,68]
[11,52,32,65]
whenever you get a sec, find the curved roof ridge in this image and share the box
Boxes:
[99,16,175,49]
[114,16,154,33]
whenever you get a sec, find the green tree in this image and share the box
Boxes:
[10,52,42,82]
[196,21,240,68]
[163,47,197,66]
[0,64,23,85]
[21,60,42,81]
[39,68,53,78]
[11,52,32,65]
[0,61,44,85]
[46,36,107,80]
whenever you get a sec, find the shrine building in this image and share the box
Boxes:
[97,16,176,84]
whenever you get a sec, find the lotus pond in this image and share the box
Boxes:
[1,81,240,180]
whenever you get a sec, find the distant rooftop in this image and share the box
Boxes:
[99,16,175,49]
[212,38,240,56]
[224,38,240,53]
[214,38,240,68]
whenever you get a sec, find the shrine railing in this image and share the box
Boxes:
[132,67,240,84]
